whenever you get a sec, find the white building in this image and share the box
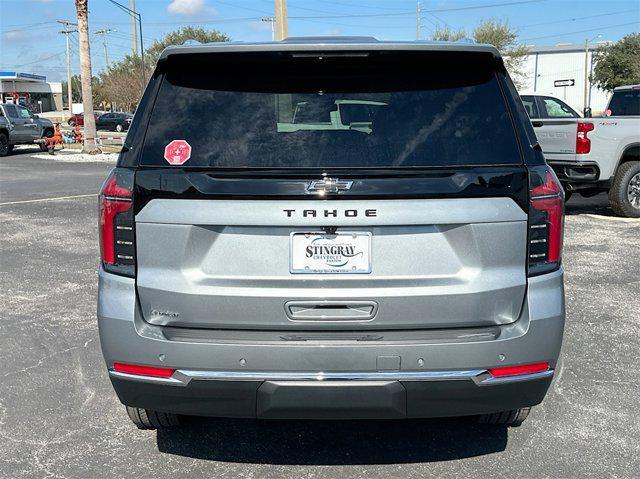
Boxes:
[0,72,63,112]
[518,43,611,116]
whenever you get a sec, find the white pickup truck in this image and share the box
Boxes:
[521,85,640,217]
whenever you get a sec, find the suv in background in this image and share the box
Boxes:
[0,103,54,156]
[98,38,566,430]
[521,89,640,216]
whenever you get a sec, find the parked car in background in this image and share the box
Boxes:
[0,102,54,155]
[95,112,133,132]
[67,112,103,127]
[521,89,640,217]
[98,38,565,430]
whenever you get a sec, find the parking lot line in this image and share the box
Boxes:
[0,193,96,206]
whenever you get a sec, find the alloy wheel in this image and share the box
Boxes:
[628,172,640,209]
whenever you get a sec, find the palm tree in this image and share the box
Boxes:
[74,0,100,153]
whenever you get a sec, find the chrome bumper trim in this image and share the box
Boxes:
[109,368,554,387]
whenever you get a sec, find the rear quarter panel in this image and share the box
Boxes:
[577,117,640,180]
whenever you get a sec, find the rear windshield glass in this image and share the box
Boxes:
[140,51,521,168]
[607,89,640,116]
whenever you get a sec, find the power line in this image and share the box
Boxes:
[10,51,66,67]
[290,11,414,19]
[1,20,55,28]
[424,0,546,13]
[517,9,637,29]
[317,0,406,11]
[522,21,638,41]
[2,24,59,34]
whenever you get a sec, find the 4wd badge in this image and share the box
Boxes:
[164,140,191,165]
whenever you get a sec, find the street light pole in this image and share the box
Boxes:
[261,17,276,41]
[416,2,421,40]
[107,0,145,93]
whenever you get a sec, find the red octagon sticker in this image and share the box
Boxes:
[164,140,192,165]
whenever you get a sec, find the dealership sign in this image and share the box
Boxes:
[554,79,575,87]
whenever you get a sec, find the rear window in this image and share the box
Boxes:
[140,51,521,168]
[607,89,640,116]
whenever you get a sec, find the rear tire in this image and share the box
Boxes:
[477,407,531,427]
[125,406,181,430]
[40,129,54,152]
[0,133,9,157]
[609,161,640,218]
[116,123,124,132]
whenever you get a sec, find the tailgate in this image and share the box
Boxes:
[135,196,527,330]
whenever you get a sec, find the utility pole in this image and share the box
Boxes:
[583,39,590,116]
[416,2,421,40]
[74,0,99,153]
[261,16,276,41]
[58,20,77,119]
[275,0,288,41]
[583,35,601,117]
[95,28,114,68]
[130,0,138,55]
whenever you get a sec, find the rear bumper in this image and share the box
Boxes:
[98,268,564,419]
[547,160,611,188]
[109,371,553,419]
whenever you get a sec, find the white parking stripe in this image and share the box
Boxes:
[0,194,96,206]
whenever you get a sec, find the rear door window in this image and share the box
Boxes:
[520,95,539,118]
[540,97,579,118]
[607,89,640,116]
[3,105,18,118]
[141,51,522,168]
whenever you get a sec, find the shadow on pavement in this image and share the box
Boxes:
[565,192,613,216]
[156,417,507,464]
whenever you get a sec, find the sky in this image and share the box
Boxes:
[1,0,639,82]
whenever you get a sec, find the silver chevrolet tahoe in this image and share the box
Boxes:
[97,37,566,429]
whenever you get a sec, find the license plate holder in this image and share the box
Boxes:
[290,231,371,274]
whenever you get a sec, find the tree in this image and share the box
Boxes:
[430,26,466,42]
[473,20,529,88]
[592,33,640,91]
[63,74,107,108]
[97,27,230,111]
[430,20,529,88]
[145,27,230,65]
[75,0,99,153]
[62,75,81,104]
[100,55,149,112]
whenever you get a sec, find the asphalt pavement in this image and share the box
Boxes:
[0,149,638,478]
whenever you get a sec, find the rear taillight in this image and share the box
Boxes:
[576,122,594,154]
[99,168,135,277]
[528,165,564,276]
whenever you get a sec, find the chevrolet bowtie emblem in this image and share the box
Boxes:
[306,178,353,194]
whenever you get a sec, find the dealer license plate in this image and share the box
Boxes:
[290,232,371,274]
